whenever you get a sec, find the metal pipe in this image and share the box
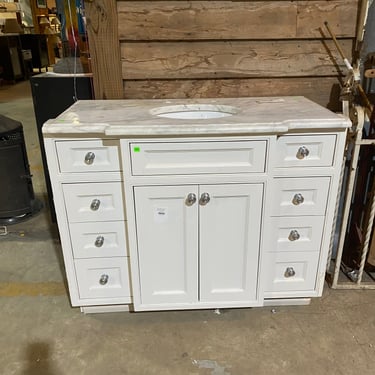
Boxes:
[332,107,365,287]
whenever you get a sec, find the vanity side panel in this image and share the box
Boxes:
[43,137,81,306]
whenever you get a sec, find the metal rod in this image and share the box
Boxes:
[324,21,347,61]
[356,0,370,49]
[357,84,374,118]
[333,283,375,290]
[331,107,365,288]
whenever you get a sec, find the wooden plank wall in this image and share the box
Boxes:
[117,0,360,109]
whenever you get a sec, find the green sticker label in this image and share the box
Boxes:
[133,146,140,153]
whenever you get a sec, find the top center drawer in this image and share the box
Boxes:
[129,141,267,176]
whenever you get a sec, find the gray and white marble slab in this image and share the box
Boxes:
[42,97,351,136]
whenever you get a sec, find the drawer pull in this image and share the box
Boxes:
[288,230,300,241]
[284,267,296,278]
[84,152,96,165]
[199,192,210,206]
[90,199,101,211]
[292,193,304,205]
[99,274,109,285]
[95,236,104,247]
[185,193,197,206]
[296,146,310,159]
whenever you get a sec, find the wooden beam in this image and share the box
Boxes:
[123,77,343,112]
[85,0,123,99]
[121,39,353,79]
[117,0,358,40]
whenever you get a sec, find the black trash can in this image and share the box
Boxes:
[0,115,42,224]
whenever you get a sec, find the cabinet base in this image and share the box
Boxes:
[80,304,132,314]
[263,298,311,306]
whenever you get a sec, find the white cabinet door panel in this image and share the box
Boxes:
[199,184,263,302]
[63,182,125,222]
[134,185,199,305]
[130,141,266,175]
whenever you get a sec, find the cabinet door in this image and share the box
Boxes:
[199,184,263,302]
[134,185,199,306]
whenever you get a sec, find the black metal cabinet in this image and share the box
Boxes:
[20,34,49,72]
[0,35,25,81]
[30,73,93,221]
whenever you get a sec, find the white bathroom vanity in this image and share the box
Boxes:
[42,96,350,313]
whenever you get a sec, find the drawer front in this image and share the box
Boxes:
[75,258,131,299]
[70,221,128,258]
[56,140,120,173]
[265,252,319,292]
[63,182,125,222]
[130,141,267,175]
[271,177,330,216]
[264,216,325,252]
[275,135,336,168]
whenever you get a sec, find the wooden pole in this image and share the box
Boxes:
[84,0,123,99]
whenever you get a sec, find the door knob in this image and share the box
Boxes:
[84,152,95,165]
[288,230,300,241]
[284,267,296,278]
[296,146,310,159]
[90,199,101,211]
[292,193,304,205]
[185,193,197,206]
[99,274,109,285]
[95,236,104,247]
[199,192,210,206]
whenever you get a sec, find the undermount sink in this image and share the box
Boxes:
[150,104,238,120]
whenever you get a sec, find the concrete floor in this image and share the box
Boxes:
[1,81,375,375]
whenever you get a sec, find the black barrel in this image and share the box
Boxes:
[0,115,42,224]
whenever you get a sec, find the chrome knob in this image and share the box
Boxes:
[285,267,296,278]
[185,193,197,206]
[199,192,210,206]
[90,199,101,211]
[84,152,95,165]
[296,146,310,159]
[288,230,300,241]
[95,236,104,247]
[292,193,304,205]
[99,274,109,285]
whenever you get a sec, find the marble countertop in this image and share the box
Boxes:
[42,97,351,136]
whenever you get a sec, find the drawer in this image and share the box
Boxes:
[56,140,120,173]
[75,257,131,299]
[275,135,336,168]
[264,216,324,252]
[270,177,330,216]
[130,141,267,175]
[69,221,128,258]
[63,182,125,222]
[265,252,319,292]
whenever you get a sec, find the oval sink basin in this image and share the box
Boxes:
[150,104,238,120]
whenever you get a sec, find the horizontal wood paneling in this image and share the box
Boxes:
[116,0,359,107]
[123,77,342,111]
[117,0,359,40]
[121,39,353,79]
[297,1,360,39]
